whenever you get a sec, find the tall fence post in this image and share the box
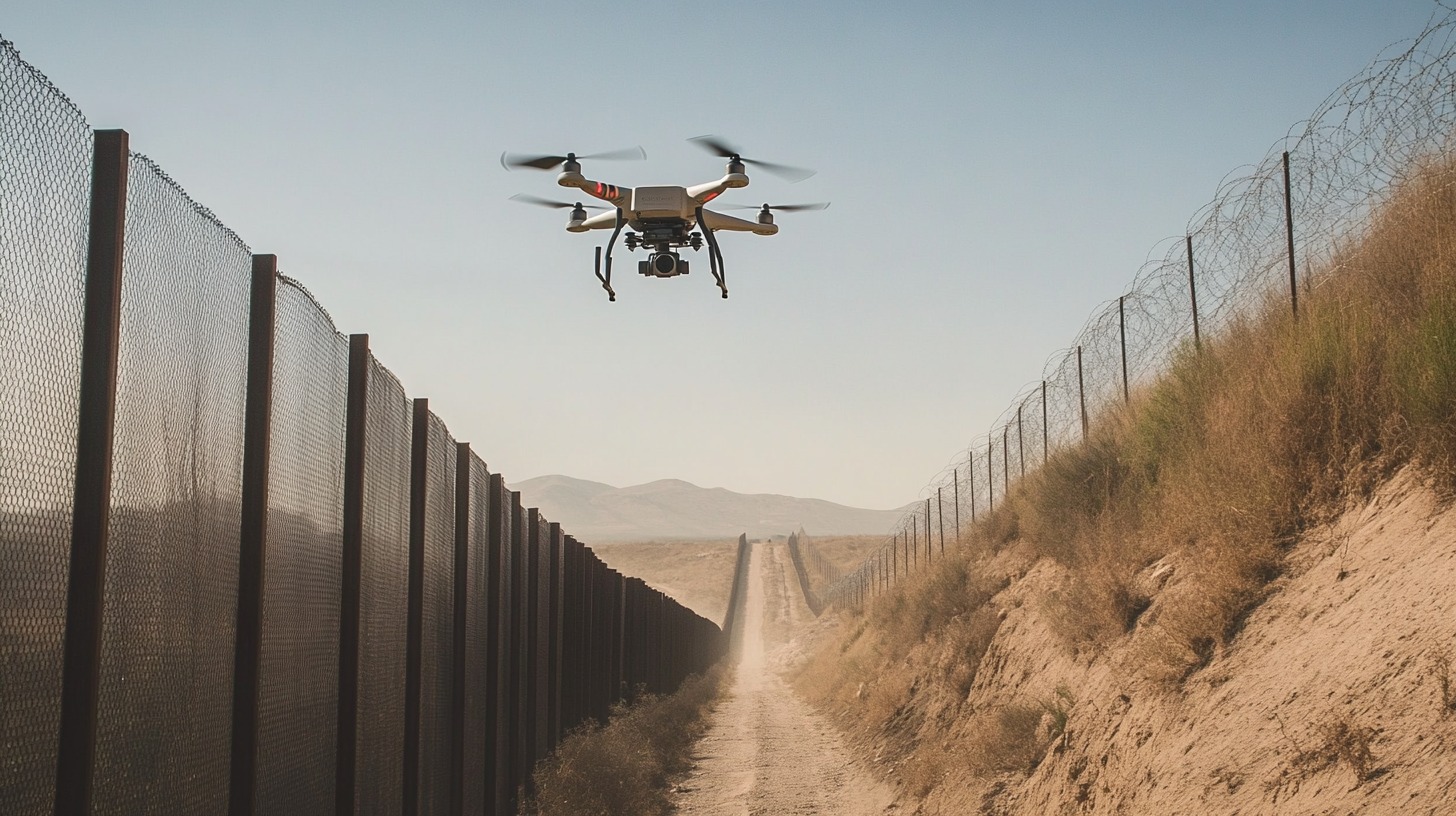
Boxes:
[508,494,527,810]
[911,519,917,567]
[1077,345,1088,440]
[485,473,510,815]
[970,455,977,523]
[924,499,931,561]
[547,523,564,750]
[1017,404,1025,478]
[987,438,994,512]
[403,398,430,816]
[449,443,471,816]
[1119,295,1129,404]
[1041,381,1049,464]
[228,254,278,816]
[937,487,944,555]
[952,469,961,545]
[55,128,129,816]
[1002,428,1009,497]
[1187,235,1201,351]
[335,333,370,816]
[1284,150,1298,320]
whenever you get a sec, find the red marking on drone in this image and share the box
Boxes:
[593,182,619,199]
[701,191,721,202]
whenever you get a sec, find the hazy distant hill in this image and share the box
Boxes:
[509,475,909,541]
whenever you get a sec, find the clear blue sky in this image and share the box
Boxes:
[4,1,1445,509]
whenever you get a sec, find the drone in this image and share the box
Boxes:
[502,136,828,300]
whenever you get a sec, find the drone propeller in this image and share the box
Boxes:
[509,193,608,210]
[500,146,647,172]
[688,135,816,183]
[723,202,831,213]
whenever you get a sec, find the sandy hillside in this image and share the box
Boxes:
[801,471,1456,814]
[589,538,742,624]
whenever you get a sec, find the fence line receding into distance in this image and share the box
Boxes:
[0,38,725,816]
[823,6,1456,609]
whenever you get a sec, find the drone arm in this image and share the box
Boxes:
[557,171,631,207]
[686,174,749,203]
[570,210,626,232]
[699,208,778,236]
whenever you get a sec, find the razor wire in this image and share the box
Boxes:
[827,4,1456,608]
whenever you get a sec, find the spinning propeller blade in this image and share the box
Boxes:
[687,135,816,183]
[509,193,608,210]
[723,202,831,213]
[499,146,647,172]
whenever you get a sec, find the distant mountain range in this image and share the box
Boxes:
[508,475,910,542]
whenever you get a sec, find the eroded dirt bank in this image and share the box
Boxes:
[674,542,899,815]
[799,472,1456,815]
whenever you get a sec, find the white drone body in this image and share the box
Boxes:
[559,169,776,236]
[504,137,827,301]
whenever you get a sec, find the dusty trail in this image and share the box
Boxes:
[674,542,897,815]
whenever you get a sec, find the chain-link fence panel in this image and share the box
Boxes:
[0,37,91,816]
[356,357,411,816]
[255,278,348,815]
[418,411,455,814]
[93,155,251,815]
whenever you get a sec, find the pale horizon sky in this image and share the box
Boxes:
[5,1,1447,510]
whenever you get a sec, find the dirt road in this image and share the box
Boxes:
[674,542,898,815]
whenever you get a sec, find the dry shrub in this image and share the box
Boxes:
[1291,716,1380,785]
[966,702,1054,775]
[526,664,726,816]
[941,605,1003,696]
[900,741,958,797]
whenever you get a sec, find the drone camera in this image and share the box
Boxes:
[640,251,688,278]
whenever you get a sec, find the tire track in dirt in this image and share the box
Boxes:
[674,542,897,815]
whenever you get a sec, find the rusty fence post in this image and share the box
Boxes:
[55,128,129,816]
[228,254,278,816]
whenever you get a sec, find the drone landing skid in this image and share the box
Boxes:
[695,206,728,299]
[593,209,626,302]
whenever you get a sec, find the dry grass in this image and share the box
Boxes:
[525,664,727,816]
[796,158,1456,794]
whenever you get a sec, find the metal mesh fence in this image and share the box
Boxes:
[419,412,455,814]
[0,28,812,814]
[93,154,251,814]
[0,36,90,816]
[255,277,348,815]
[831,8,1456,606]
[357,357,411,816]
